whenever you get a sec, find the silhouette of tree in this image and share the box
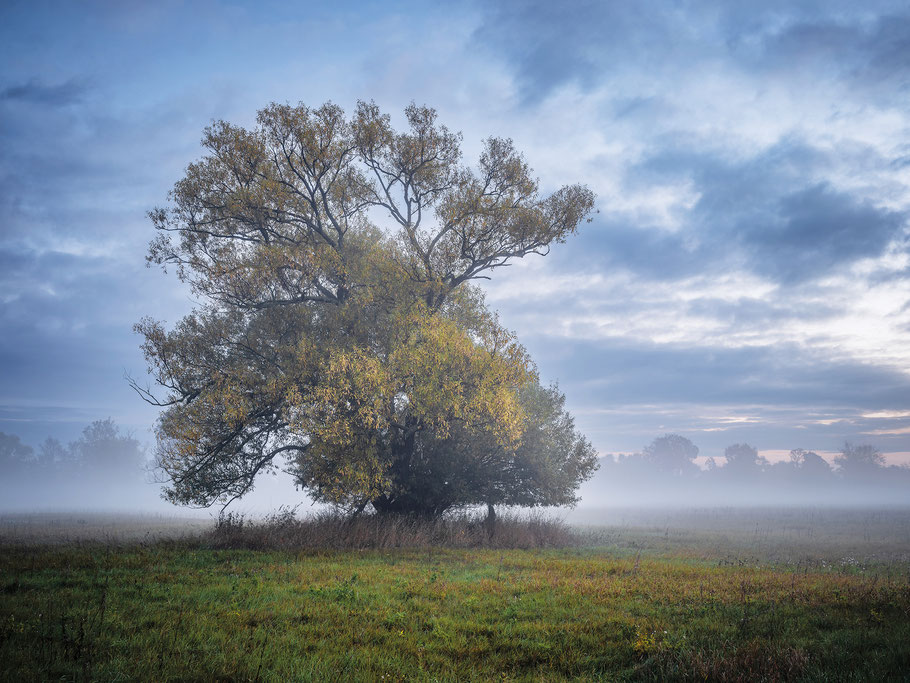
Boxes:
[722,443,769,476]
[835,442,886,481]
[788,448,833,479]
[36,437,71,473]
[70,419,145,478]
[0,432,33,476]
[642,434,699,477]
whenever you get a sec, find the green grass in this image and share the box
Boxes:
[2,540,910,681]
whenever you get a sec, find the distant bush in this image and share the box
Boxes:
[204,507,576,550]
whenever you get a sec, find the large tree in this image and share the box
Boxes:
[136,100,597,515]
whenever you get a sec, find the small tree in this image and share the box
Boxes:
[722,443,769,476]
[136,100,597,514]
[788,448,833,481]
[642,434,699,477]
[0,432,33,477]
[834,442,886,482]
[70,419,146,478]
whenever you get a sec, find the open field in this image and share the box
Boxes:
[0,512,212,545]
[2,508,910,681]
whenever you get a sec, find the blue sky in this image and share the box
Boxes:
[2,0,910,475]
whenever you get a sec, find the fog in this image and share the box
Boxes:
[576,435,910,509]
[2,423,907,518]
[0,419,309,516]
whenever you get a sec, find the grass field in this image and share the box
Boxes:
[2,508,909,681]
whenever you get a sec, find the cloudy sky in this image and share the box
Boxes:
[2,0,910,478]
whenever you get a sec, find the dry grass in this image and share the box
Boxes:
[0,511,210,545]
[204,508,577,550]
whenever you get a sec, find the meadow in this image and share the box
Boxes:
[1,508,909,681]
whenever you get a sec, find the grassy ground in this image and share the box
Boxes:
[2,510,910,681]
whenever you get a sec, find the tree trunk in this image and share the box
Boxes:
[350,499,370,519]
[485,502,496,539]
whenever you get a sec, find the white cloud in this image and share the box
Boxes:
[864,426,910,436]
[487,252,910,373]
[862,410,910,419]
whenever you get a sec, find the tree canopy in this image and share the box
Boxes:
[136,100,598,515]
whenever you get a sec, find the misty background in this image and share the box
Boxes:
[2,421,907,513]
[2,1,910,513]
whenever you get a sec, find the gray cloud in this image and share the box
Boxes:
[611,140,909,284]
[749,184,905,279]
[474,1,910,103]
[546,216,706,282]
[753,14,910,101]
[513,334,910,455]
[681,295,840,328]
[472,1,686,103]
[530,338,910,409]
[0,78,87,106]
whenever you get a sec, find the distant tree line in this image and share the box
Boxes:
[4,423,905,509]
[586,434,910,506]
[0,419,151,508]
